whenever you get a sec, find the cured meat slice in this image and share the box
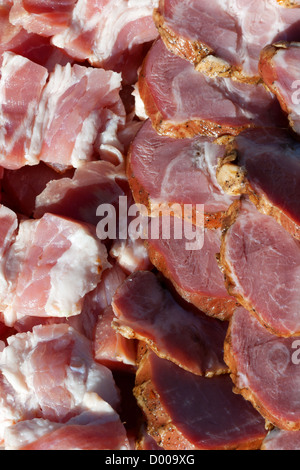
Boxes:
[217,128,300,240]
[139,39,285,138]
[146,218,238,320]
[134,347,267,450]
[0,52,48,170]
[1,213,109,326]
[276,0,300,6]
[225,307,300,430]
[30,63,125,170]
[9,0,77,36]
[220,199,300,337]
[259,42,300,135]
[154,0,300,81]
[4,397,129,450]
[52,0,158,69]
[127,119,236,228]
[0,324,120,443]
[261,429,300,450]
[34,161,125,225]
[112,271,229,376]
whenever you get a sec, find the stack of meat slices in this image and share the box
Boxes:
[0,0,300,451]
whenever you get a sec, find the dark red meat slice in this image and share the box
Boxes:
[127,119,236,229]
[134,347,267,450]
[220,198,300,336]
[112,271,229,376]
[225,307,300,430]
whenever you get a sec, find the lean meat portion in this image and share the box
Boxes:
[112,271,228,377]
[52,0,159,70]
[259,42,300,136]
[9,0,77,36]
[0,324,121,445]
[0,212,109,326]
[261,429,300,450]
[154,0,300,81]
[127,119,236,229]
[134,347,267,450]
[146,218,238,320]
[0,52,48,170]
[0,205,18,307]
[138,39,285,138]
[220,199,300,337]
[225,307,300,430]
[30,63,125,170]
[217,128,300,240]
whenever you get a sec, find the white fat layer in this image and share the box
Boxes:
[53,0,158,62]
[45,229,107,317]
[0,53,46,165]
[132,84,148,120]
[72,110,102,167]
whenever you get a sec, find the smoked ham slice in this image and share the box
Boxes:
[154,0,300,82]
[259,42,300,136]
[146,218,238,320]
[134,347,267,450]
[220,199,300,337]
[127,119,236,228]
[0,212,109,326]
[112,271,229,377]
[225,307,300,431]
[217,128,300,240]
[0,324,121,444]
[138,39,285,138]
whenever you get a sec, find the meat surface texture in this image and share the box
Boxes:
[127,119,236,228]
[146,218,238,320]
[154,0,300,81]
[139,39,285,138]
[134,347,267,450]
[0,51,48,170]
[225,307,300,430]
[9,0,77,36]
[112,271,229,377]
[262,429,300,450]
[217,128,300,240]
[0,211,108,326]
[259,42,300,136]
[0,324,121,444]
[220,199,300,337]
[51,0,159,69]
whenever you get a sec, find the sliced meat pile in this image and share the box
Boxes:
[154,0,300,81]
[134,346,267,450]
[138,38,285,138]
[1,0,300,452]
